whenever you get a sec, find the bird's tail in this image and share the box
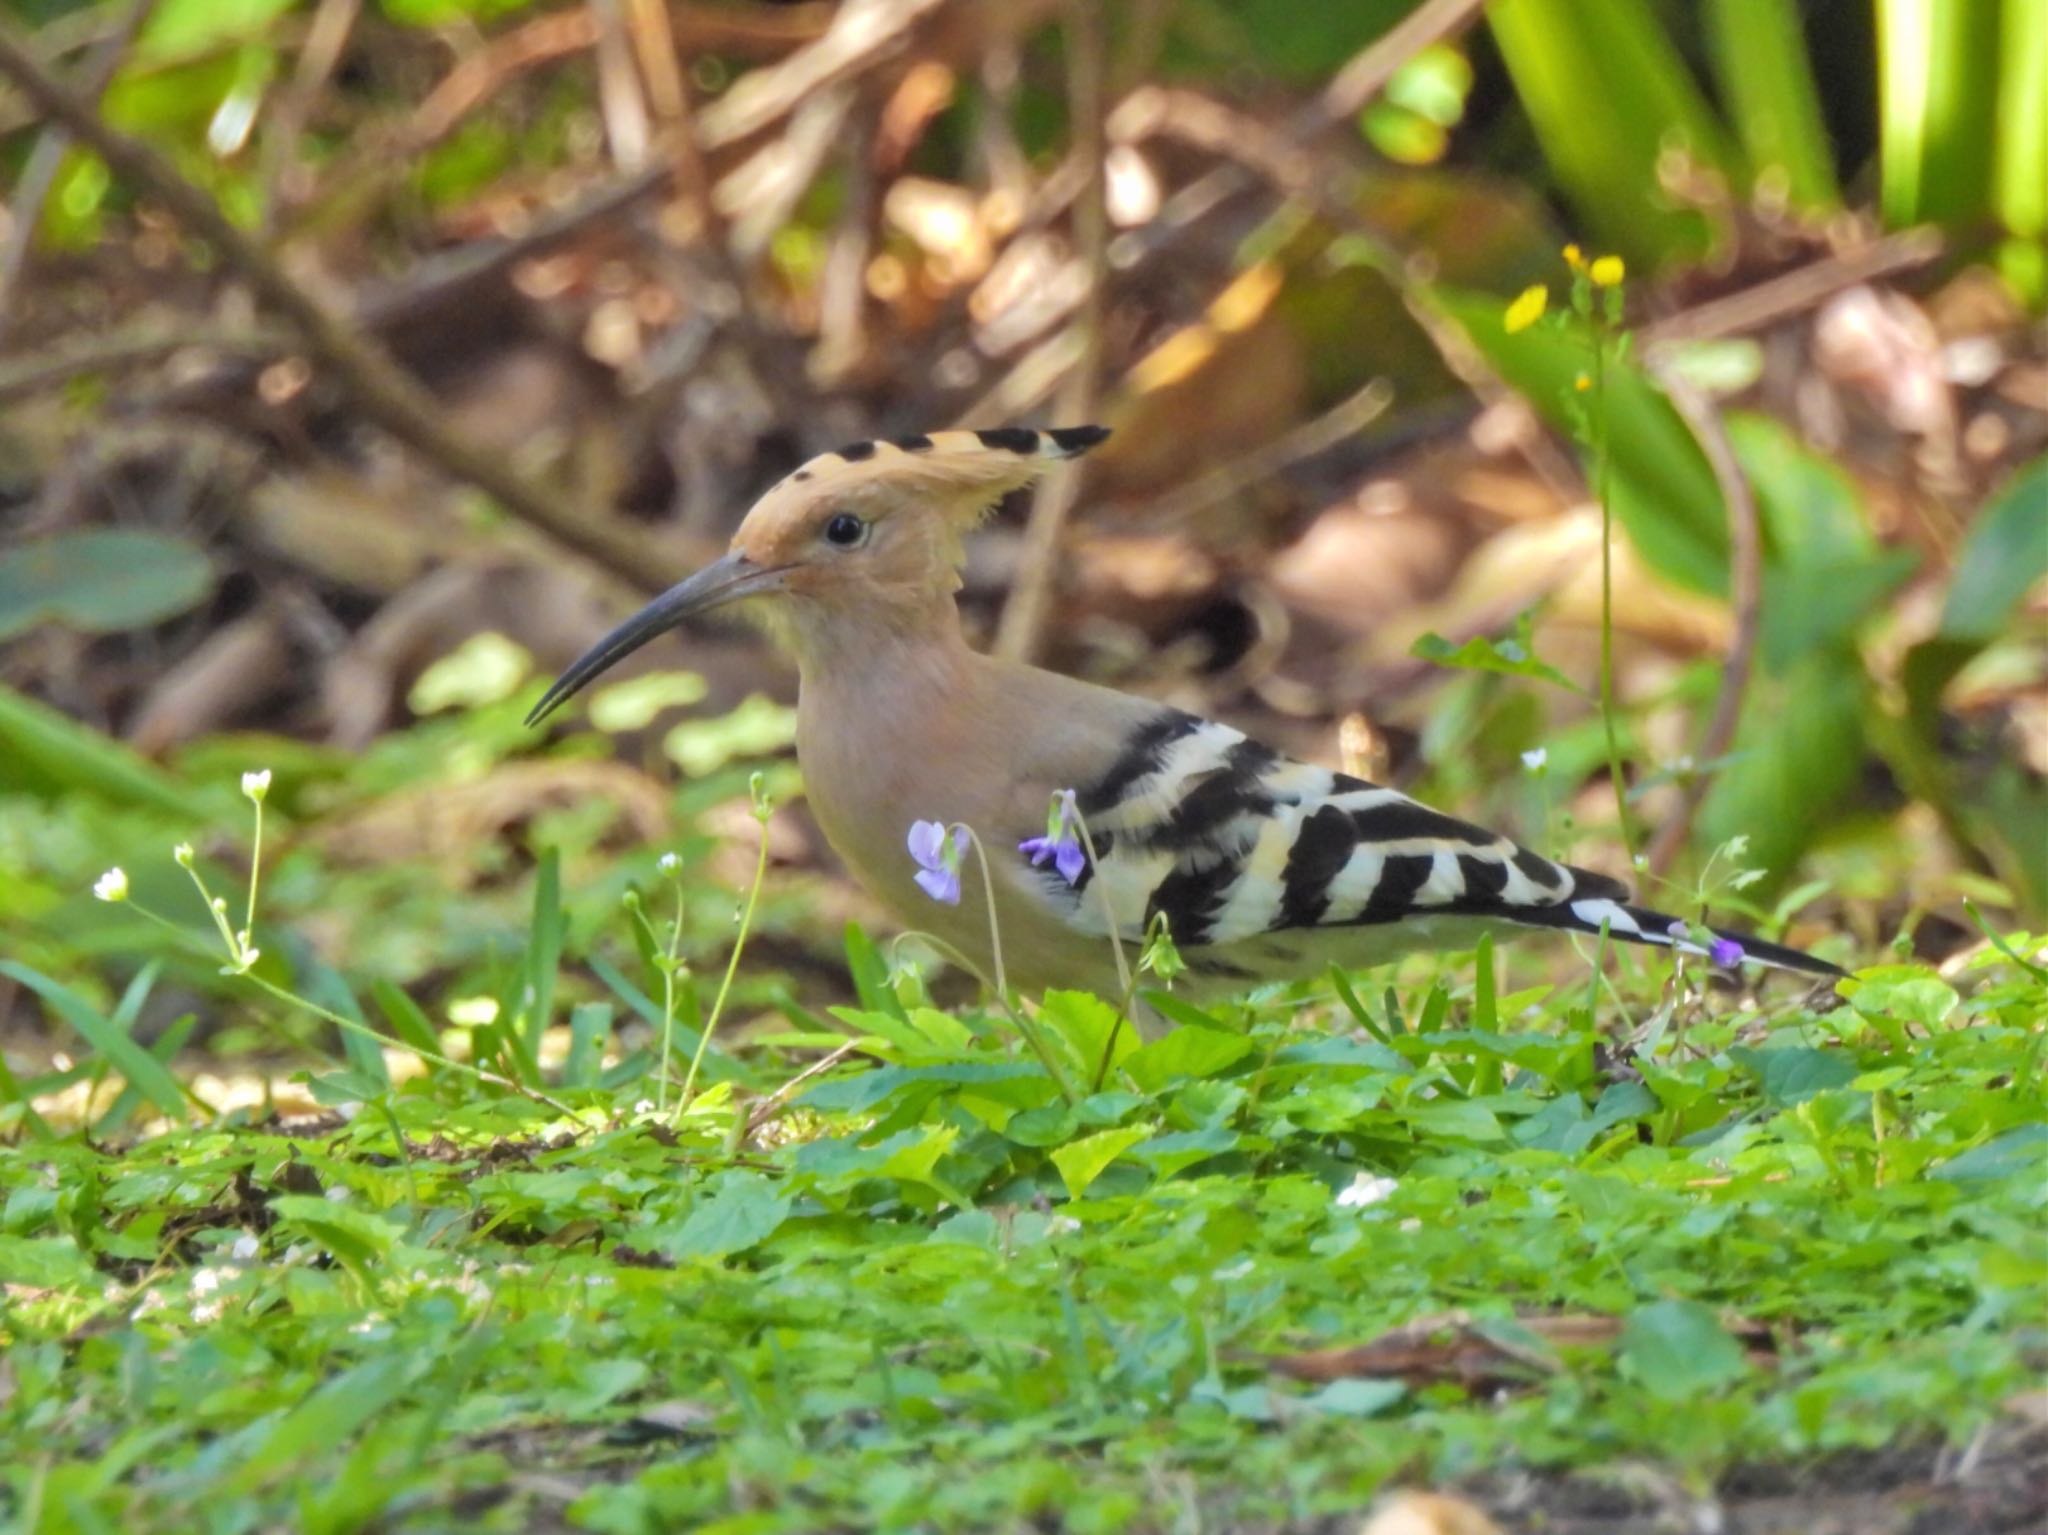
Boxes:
[1510,893,1847,981]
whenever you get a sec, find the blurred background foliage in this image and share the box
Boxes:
[0,0,2043,1074]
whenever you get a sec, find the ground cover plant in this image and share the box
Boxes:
[3,0,2046,1530]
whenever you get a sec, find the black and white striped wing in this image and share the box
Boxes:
[1023,709,1833,979]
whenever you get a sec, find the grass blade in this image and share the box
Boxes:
[1704,0,1838,210]
[0,960,189,1120]
[1487,0,1736,266]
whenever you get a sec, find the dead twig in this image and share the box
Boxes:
[1641,227,1946,345]
[0,0,155,347]
[1125,379,1396,530]
[0,20,689,594]
[741,1038,864,1140]
[993,0,1108,664]
[256,0,361,233]
[1642,364,1764,877]
[0,323,286,407]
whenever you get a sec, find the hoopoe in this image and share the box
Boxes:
[528,428,1842,1002]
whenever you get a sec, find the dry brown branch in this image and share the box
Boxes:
[993,0,1108,663]
[1127,379,1397,530]
[696,0,948,152]
[0,0,155,347]
[0,323,287,406]
[1641,227,1946,344]
[1642,365,1764,878]
[0,20,694,593]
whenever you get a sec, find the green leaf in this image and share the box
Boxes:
[1302,1378,1407,1417]
[1731,1045,1858,1107]
[1124,1028,1254,1093]
[1940,456,2048,644]
[1728,414,1917,671]
[648,1171,791,1260]
[0,962,188,1120]
[1411,619,1583,695]
[0,683,216,817]
[267,1195,404,1268]
[1038,991,1139,1079]
[221,1355,418,1495]
[0,530,212,642]
[1619,1299,1750,1401]
[1436,290,1729,595]
[1487,0,1738,265]
[0,1234,98,1289]
[1050,1126,1151,1200]
[1932,1124,2048,1184]
[1703,0,1839,209]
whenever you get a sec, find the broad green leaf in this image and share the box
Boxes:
[587,671,708,732]
[0,531,213,642]
[1050,1126,1151,1200]
[1619,1300,1750,1401]
[408,633,531,714]
[0,1235,98,1289]
[1038,991,1139,1079]
[648,1171,791,1260]
[1845,969,1960,1029]
[221,1355,418,1495]
[1932,1124,2048,1183]
[1729,414,1916,672]
[267,1195,404,1268]
[1124,1027,1254,1093]
[1730,1045,1858,1107]
[1940,456,2048,643]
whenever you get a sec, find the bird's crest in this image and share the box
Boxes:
[766,425,1105,524]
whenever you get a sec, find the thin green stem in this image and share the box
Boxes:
[1589,326,1638,863]
[119,899,578,1117]
[656,881,685,1113]
[244,798,264,941]
[678,817,770,1114]
[957,824,1078,1105]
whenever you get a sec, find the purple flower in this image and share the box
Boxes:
[908,819,968,905]
[1020,788,1086,886]
[1709,936,1746,967]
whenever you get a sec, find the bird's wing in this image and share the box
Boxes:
[1013,707,1836,978]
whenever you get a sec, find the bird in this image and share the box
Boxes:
[527,426,1843,1004]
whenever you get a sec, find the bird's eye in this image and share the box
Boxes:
[823,512,868,548]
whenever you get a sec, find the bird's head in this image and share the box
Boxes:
[526,425,1108,725]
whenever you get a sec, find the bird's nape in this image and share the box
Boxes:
[525,551,784,726]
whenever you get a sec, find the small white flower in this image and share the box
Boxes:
[173,842,195,868]
[324,1185,350,1202]
[632,1098,656,1116]
[1520,747,1547,772]
[1336,1172,1399,1210]
[191,1268,222,1296]
[191,1299,225,1324]
[231,1233,260,1262]
[657,852,681,876]
[93,868,129,903]
[241,768,272,802]
[1048,1215,1081,1237]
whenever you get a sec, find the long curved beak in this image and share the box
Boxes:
[525,552,784,726]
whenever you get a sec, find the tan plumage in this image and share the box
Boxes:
[530,427,1841,1000]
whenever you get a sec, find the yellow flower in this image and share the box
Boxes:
[1504,284,1548,334]
[1562,244,1585,270]
[1574,373,1592,392]
[1589,255,1625,286]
